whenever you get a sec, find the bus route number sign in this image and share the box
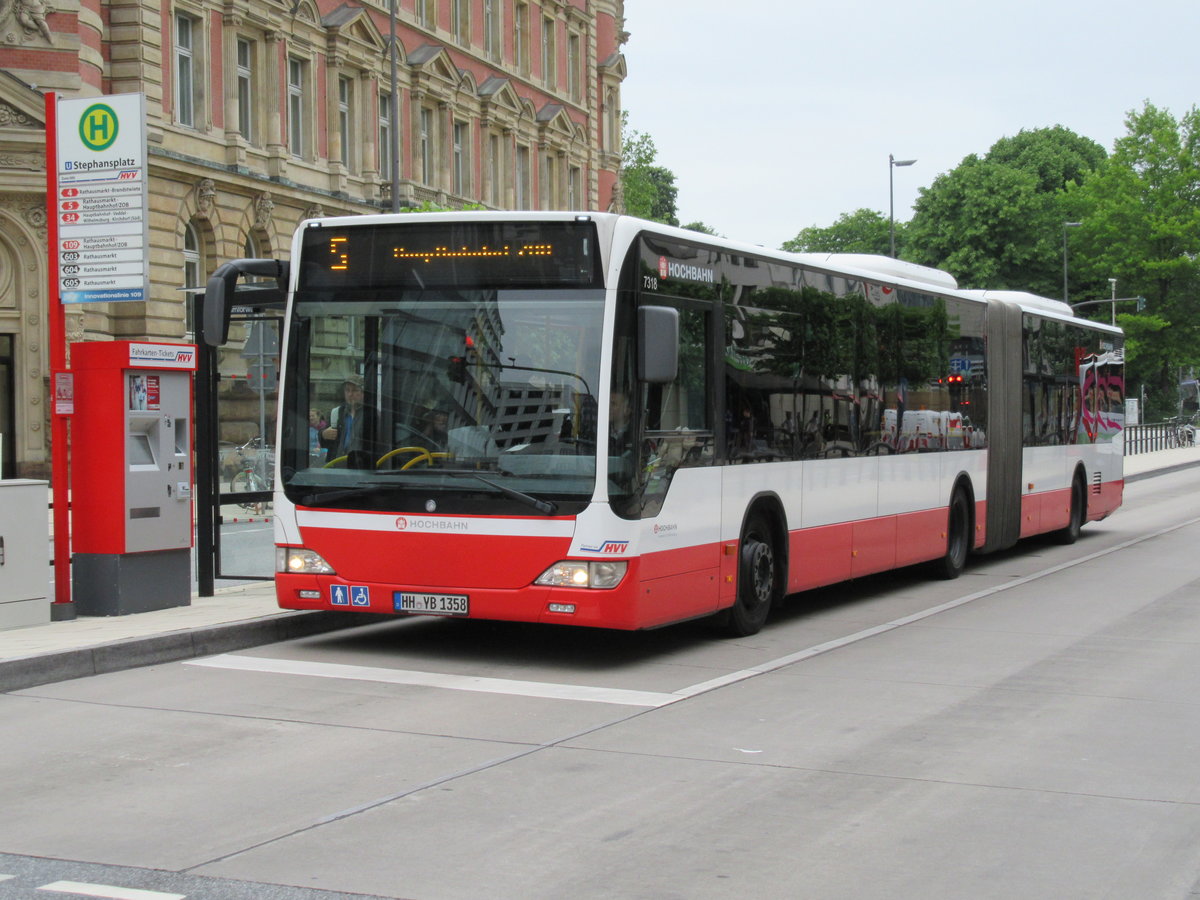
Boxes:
[394,592,470,616]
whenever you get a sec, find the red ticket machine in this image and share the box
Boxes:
[71,341,197,615]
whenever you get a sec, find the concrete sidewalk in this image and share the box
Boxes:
[3,445,1199,693]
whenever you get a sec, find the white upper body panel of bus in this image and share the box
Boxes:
[291,211,1121,337]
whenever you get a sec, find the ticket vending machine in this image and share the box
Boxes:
[71,341,197,615]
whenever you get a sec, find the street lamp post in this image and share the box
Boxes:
[1062,221,1082,303]
[889,154,916,258]
[389,0,400,212]
[1108,277,1117,326]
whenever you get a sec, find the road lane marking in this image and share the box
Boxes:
[37,882,185,900]
[673,512,1200,699]
[189,515,1200,709]
[187,654,681,707]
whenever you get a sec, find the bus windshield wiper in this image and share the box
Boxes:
[447,471,557,515]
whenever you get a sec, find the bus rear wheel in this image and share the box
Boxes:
[933,489,970,580]
[1054,476,1086,545]
[719,512,779,637]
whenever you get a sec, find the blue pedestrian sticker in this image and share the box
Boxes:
[351,585,371,607]
[330,584,350,606]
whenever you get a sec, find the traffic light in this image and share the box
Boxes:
[448,355,466,383]
[1137,296,1147,312]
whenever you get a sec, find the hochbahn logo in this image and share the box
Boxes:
[395,516,468,532]
[658,256,715,284]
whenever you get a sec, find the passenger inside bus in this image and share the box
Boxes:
[417,407,450,451]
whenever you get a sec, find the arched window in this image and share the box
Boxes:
[604,89,619,154]
[183,222,203,341]
[243,234,268,284]
[183,222,202,289]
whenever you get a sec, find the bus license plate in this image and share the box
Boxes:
[395,592,469,616]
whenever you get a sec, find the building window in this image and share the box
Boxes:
[604,88,618,154]
[338,76,354,171]
[452,0,468,43]
[516,145,530,209]
[568,166,581,209]
[453,121,469,195]
[540,152,556,209]
[183,222,202,340]
[184,222,202,289]
[514,3,529,75]
[235,39,254,141]
[420,107,435,186]
[567,33,581,102]
[174,14,199,128]
[288,57,307,158]
[488,133,502,206]
[379,92,393,178]
[242,233,267,283]
[484,0,501,62]
[541,16,556,88]
[417,0,435,29]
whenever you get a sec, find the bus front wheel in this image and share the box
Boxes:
[719,512,779,637]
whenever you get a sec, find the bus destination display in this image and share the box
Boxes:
[299,220,601,291]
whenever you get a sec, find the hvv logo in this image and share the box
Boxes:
[580,540,629,554]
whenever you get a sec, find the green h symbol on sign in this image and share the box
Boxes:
[79,104,119,152]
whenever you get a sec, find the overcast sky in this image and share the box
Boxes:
[620,1,1199,250]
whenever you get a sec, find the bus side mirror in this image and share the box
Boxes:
[202,259,289,346]
[638,305,679,385]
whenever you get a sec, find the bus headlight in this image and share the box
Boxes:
[534,560,627,589]
[277,547,335,575]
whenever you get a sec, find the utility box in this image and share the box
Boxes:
[71,341,197,615]
[0,479,50,630]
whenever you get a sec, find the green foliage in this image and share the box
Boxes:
[905,127,1107,296]
[1070,102,1200,415]
[781,209,893,255]
[682,221,720,236]
[987,125,1107,193]
[619,114,679,226]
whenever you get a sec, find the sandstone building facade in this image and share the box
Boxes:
[0,0,627,477]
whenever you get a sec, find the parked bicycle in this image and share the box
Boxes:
[1179,415,1197,448]
[1165,416,1196,449]
[228,436,275,512]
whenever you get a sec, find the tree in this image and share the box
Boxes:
[1069,102,1200,417]
[619,115,679,226]
[781,209,893,255]
[987,125,1107,194]
[905,127,1106,296]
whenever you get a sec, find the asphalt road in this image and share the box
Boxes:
[4,468,1200,899]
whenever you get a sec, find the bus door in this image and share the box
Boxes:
[195,295,283,591]
[632,293,723,616]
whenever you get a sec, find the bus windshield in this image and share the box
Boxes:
[280,287,604,515]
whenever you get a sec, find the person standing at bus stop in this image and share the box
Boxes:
[322,374,368,464]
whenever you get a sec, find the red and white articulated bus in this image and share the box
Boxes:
[204,212,1124,636]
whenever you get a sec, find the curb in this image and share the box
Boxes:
[0,610,390,693]
[1126,457,1200,483]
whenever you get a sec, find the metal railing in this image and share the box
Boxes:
[1125,420,1197,455]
